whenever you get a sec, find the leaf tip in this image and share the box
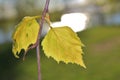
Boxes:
[82,64,86,69]
[13,52,20,58]
[79,60,86,68]
[12,47,20,58]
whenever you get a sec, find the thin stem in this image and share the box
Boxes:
[36,45,41,80]
[36,0,50,80]
[38,0,50,39]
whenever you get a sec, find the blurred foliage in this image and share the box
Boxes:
[0,43,18,80]
[109,0,120,3]
[0,26,120,80]
[49,11,63,22]
[89,0,120,13]
[16,0,41,18]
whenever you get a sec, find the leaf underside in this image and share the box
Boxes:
[12,16,40,58]
[42,26,86,68]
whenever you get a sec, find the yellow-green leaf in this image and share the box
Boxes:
[12,16,40,58]
[41,26,86,68]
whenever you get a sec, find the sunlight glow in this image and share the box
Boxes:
[77,0,86,4]
[51,13,88,32]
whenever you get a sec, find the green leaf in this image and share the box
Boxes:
[12,16,40,58]
[42,26,86,68]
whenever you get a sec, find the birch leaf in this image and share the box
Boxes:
[42,26,86,68]
[12,16,40,58]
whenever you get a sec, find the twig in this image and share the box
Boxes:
[36,44,41,80]
[36,0,50,80]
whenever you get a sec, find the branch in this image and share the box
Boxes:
[36,0,50,80]
[38,0,50,39]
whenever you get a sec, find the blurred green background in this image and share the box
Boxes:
[0,0,120,80]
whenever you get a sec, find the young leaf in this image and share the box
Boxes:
[12,16,40,58]
[42,26,86,68]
